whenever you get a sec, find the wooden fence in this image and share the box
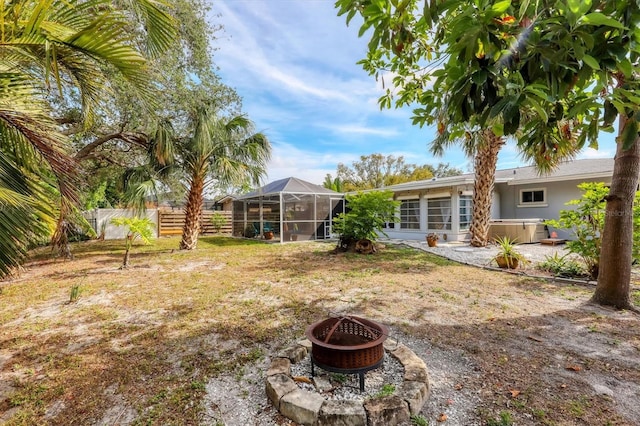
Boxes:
[158,209,232,236]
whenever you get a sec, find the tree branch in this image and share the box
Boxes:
[74,132,148,161]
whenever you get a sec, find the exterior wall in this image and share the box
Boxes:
[491,191,501,219]
[495,177,611,240]
[221,199,234,211]
[83,209,159,240]
[382,186,471,242]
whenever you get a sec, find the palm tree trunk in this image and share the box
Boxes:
[469,129,504,247]
[180,171,205,250]
[51,201,74,260]
[121,236,132,269]
[591,115,639,309]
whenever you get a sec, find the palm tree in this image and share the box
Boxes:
[179,109,271,250]
[0,0,175,275]
[432,120,504,247]
[323,174,343,192]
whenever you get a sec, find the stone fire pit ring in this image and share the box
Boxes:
[265,337,430,426]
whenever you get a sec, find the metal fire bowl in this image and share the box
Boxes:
[305,315,388,370]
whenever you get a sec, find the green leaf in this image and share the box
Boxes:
[523,86,549,101]
[621,119,639,150]
[603,100,617,126]
[526,98,548,123]
[491,123,504,137]
[567,0,592,15]
[423,0,433,26]
[518,0,531,20]
[582,54,600,70]
[619,89,640,105]
[471,69,487,85]
[491,0,512,13]
[579,13,626,30]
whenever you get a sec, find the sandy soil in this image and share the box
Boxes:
[0,238,639,425]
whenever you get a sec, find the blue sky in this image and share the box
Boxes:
[210,0,616,186]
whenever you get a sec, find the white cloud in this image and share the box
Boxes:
[330,125,399,137]
[577,147,615,159]
[266,141,361,185]
[207,1,622,188]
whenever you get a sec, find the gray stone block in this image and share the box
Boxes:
[397,380,429,415]
[267,357,291,376]
[318,400,366,426]
[297,338,313,351]
[391,344,428,383]
[364,395,410,426]
[313,375,333,393]
[279,345,308,363]
[265,373,297,410]
[383,338,399,351]
[280,388,325,426]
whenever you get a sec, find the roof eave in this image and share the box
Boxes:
[506,171,613,185]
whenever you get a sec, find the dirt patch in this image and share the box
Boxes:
[0,238,638,425]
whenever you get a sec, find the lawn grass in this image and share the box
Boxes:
[0,237,638,425]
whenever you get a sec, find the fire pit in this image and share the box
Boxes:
[305,315,388,391]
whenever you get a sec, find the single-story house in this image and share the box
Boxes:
[380,158,614,242]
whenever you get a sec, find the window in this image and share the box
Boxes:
[519,188,546,206]
[427,197,452,230]
[459,195,473,231]
[400,199,420,229]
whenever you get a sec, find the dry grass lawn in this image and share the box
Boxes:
[1,236,639,425]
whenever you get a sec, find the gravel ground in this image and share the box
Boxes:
[202,329,482,426]
[201,240,585,426]
[392,239,570,268]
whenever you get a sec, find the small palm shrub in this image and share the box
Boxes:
[493,236,527,269]
[110,217,154,268]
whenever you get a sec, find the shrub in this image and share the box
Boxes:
[332,190,399,250]
[211,212,227,233]
[545,182,640,279]
[538,252,587,278]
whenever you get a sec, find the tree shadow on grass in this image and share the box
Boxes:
[4,290,638,426]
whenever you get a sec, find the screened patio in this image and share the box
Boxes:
[232,177,344,242]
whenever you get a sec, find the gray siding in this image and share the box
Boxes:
[494,177,610,240]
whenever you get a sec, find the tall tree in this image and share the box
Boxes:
[336,153,460,191]
[336,0,639,308]
[176,110,271,250]
[0,0,175,275]
[335,1,554,247]
[522,2,639,310]
[68,0,238,209]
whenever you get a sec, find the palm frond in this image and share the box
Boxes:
[121,0,177,58]
[0,108,78,203]
[0,151,55,277]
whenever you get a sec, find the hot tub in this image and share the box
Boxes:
[488,219,548,243]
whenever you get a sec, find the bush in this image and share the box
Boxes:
[545,182,640,279]
[538,252,587,278]
[332,190,399,250]
[211,212,227,233]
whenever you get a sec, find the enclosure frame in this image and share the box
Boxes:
[232,178,344,243]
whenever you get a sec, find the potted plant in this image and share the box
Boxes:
[493,235,526,269]
[426,233,439,247]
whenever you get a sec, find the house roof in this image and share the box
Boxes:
[237,177,341,199]
[495,158,614,185]
[383,158,614,192]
